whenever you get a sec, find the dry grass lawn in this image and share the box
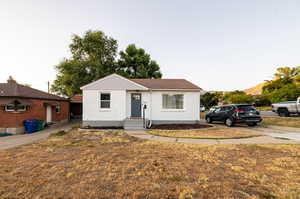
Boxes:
[0,129,300,199]
[149,128,263,139]
[262,116,300,128]
[256,106,272,111]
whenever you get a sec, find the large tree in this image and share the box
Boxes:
[117,44,162,79]
[274,66,300,79]
[261,66,300,103]
[51,30,118,97]
[200,92,222,109]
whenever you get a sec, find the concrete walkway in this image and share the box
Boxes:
[126,130,300,145]
[238,125,300,141]
[0,121,79,150]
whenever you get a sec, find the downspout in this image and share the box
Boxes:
[148,89,153,128]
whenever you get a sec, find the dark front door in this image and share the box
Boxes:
[131,93,141,118]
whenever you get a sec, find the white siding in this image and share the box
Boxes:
[83,90,126,121]
[150,91,200,121]
[82,74,147,90]
[126,91,200,121]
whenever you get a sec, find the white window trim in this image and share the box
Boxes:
[17,105,27,112]
[5,104,27,112]
[5,104,15,112]
[99,92,111,111]
[55,105,61,114]
[161,93,185,111]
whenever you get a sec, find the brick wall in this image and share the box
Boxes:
[0,98,69,128]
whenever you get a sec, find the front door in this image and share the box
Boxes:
[46,105,52,123]
[131,93,141,118]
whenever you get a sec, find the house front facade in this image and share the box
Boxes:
[81,74,201,129]
[0,78,69,134]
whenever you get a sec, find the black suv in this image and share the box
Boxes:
[205,104,262,127]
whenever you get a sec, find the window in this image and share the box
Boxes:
[16,105,26,112]
[162,94,184,109]
[220,107,227,111]
[5,104,26,112]
[214,107,221,112]
[55,105,61,113]
[100,93,111,109]
[236,105,256,112]
[5,104,15,112]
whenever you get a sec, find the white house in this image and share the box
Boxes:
[81,74,201,129]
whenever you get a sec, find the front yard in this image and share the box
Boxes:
[262,117,300,128]
[0,129,300,199]
[149,128,263,139]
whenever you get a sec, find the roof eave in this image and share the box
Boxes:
[0,96,69,101]
[149,88,202,91]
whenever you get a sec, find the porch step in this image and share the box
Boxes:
[124,118,145,130]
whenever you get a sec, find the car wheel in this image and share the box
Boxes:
[278,109,290,117]
[206,117,212,123]
[225,118,234,127]
[247,122,257,127]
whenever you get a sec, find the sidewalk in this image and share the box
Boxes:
[0,121,79,150]
[126,130,299,145]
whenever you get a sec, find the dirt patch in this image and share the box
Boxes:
[0,129,300,198]
[151,123,212,130]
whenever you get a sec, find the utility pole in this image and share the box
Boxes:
[47,81,50,93]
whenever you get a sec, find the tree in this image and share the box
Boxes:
[51,30,118,97]
[117,44,162,78]
[274,66,300,79]
[266,84,300,103]
[200,92,221,109]
[223,91,254,104]
[262,77,293,94]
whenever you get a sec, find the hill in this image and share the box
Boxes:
[244,82,265,95]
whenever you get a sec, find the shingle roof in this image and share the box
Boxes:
[130,79,202,90]
[0,82,68,101]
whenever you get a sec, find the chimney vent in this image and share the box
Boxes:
[7,76,17,84]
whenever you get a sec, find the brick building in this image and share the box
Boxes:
[70,94,82,119]
[0,78,69,134]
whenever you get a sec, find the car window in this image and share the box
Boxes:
[220,107,227,111]
[224,106,233,111]
[214,107,221,112]
[237,105,256,111]
[209,107,216,112]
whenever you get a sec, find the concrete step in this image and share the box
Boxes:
[124,118,145,130]
[124,126,145,130]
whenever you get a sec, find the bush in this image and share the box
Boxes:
[253,95,271,107]
[223,91,254,104]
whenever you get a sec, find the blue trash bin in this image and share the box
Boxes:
[23,119,38,133]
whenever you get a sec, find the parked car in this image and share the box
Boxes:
[272,97,300,117]
[205,104,262,127]
[200,105,206,112]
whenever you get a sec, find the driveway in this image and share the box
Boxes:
[0,121,79,150]
[260,111,278,117]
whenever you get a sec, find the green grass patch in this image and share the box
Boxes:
[0,133,13,137]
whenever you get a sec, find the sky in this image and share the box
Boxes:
[1,0,300,92]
